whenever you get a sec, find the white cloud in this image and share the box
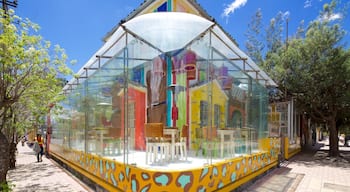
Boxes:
[320,13,343,21]
[222,0,248,17]
[304,0,312,8]
[328,13,342,21]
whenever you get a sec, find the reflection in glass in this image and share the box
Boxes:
[52,12,272,169]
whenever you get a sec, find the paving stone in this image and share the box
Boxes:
[7,143,93,192]
[245,140,350,192]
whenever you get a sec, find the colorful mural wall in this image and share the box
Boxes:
[50,137,280,192]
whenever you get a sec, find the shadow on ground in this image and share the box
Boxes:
[241,142,350,192]
[242,166,304,192]
[290,143,350,169]
[7,143,88,192]
[8,161,78,192]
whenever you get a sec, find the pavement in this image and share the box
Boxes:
[6,143,94,192]
[244,139,350,192]
[6,139,350,192]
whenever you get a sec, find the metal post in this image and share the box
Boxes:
[1,0,18,14]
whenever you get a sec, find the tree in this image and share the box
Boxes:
[280,1,350,156]
[295,20,305,39]
[245,0,350,156]
[245,10,287,82]
[263,11,287,80]
[0,9,71,187]
[245,10,288,101]
[245,8,264,66]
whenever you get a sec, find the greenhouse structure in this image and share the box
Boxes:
[46,1,299,191]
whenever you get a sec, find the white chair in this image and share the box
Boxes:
[223,131,235,158]
[202,127,219,157]
[144,123,170,164]
[103,127,123,155]
[174,125,188,160]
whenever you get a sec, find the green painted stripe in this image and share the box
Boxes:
[168,0,172,11]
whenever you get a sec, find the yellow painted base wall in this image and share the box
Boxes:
[284,137,301,160]
[50,137,280,191]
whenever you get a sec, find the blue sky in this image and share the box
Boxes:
[15,0,350,74]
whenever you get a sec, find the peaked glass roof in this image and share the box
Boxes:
[63,12,276,92]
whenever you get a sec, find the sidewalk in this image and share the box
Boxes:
[7,141,350,192]
[244,141,350,192]
[6,143,94,192]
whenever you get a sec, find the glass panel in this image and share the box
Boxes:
[211,25,276,87]
[51,101,71,148]
[69,83,86,152]
[88,51,125,157]
[51,83,86,152]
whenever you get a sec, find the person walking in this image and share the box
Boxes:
[35,134,44,162]
[312,129,316,146]
[21,136,25,146]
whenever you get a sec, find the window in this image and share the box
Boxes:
[200,101,208,127]
[214,104,220,128]
[128,102,135,129]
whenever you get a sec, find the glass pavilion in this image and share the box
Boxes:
[51,12,276,169]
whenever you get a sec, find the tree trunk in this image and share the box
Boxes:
[0,131,10,187]
[9,142,16,169]
[9,130,16,169]
[329,119,339,157]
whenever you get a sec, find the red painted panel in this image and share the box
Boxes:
[120,87,146,150]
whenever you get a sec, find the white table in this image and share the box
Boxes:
[93,127,109,154]
[73,130,85,150]
[217,129,235,158]
[241,127,255,153]
[163,127,178,160]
